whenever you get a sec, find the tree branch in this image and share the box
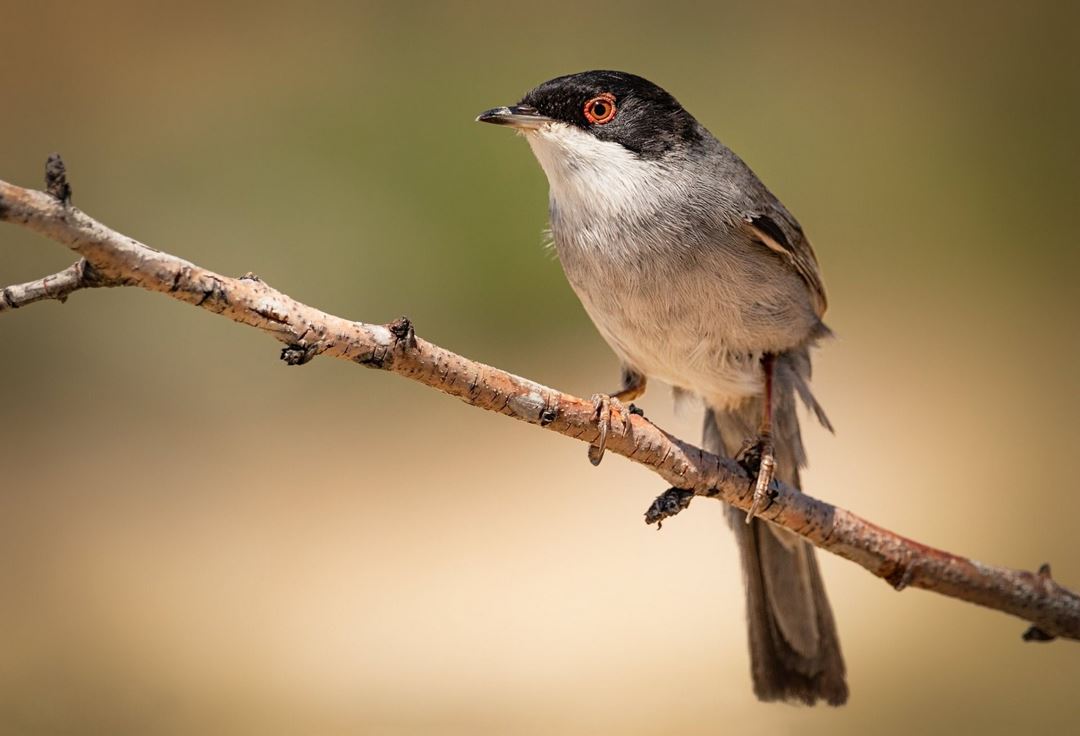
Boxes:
[2,158,1077,642]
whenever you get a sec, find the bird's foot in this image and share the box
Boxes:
[587,393,635,466]
[737,435,776,523]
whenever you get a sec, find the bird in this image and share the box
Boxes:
[477,70,847,705]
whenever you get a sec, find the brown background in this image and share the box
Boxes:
[2,1,1078,733]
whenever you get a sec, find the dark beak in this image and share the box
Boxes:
[476,105,553,130]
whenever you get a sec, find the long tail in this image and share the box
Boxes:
[704,349,847,705]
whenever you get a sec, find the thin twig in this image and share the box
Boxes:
[1,160,1077,642]
[0,258,120,311]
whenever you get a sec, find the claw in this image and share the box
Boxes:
[745,450,775,523]
[587,393,635,466]
[586,367,647,465]
[738,437,776,523]
[587,393,613,466]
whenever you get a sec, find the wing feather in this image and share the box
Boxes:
[742,214,828,319]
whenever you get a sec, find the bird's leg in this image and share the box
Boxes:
[740,353,776,522]
[588,367,646,466]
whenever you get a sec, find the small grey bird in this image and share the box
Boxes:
[478,70,846,706]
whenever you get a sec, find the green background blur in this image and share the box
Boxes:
[2,1,1078,734]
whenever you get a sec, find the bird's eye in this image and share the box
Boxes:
[584,93,617,125]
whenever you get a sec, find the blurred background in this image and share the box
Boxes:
[2,1,1078,733]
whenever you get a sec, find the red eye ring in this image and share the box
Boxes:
[584,93,617,125]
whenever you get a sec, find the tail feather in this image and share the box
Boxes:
[705,349,847,705]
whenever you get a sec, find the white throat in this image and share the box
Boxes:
[522,122,690,267]
[524,123,667,222]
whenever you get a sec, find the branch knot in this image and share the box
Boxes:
[281,343,317,366]
[388,316,416,349]
[45,153,72,205]
[644,487,695,529]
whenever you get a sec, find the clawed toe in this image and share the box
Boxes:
[586,367,648,465]
[587,393,639,466]
[587,393,615,466]
[738,436,776,523]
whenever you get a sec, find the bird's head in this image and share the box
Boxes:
[478,70,704,207]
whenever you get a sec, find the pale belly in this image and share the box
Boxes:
[555,228,819,409]
[572,268,766,409]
